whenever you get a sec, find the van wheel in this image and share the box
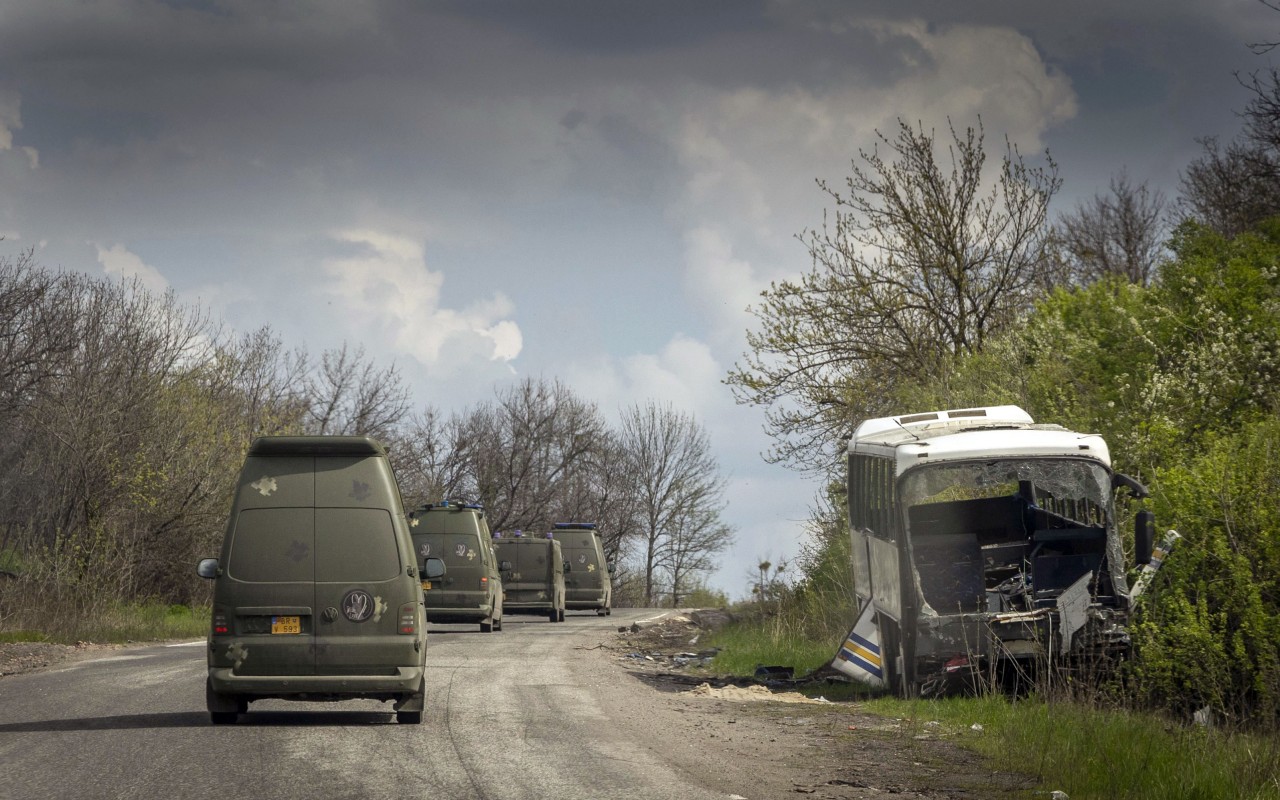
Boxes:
[494,617,503,631]
[396,710,423,724]
[557,609,566,622]
[547,609,558,622]
[480,619,493,633]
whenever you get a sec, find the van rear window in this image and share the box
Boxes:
[227,508,314,582]
[316,508,401,582]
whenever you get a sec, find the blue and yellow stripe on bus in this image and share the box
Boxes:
[838,631,882,680]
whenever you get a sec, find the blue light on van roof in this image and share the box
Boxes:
[554,522,596,530]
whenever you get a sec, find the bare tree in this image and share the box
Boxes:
[1179,135,1280,238]
[388,406,471,508]
[663,503,733,607]
[727,118,1060,471]
[618,402,733,606]
[0,250,81,418]
[460,377,608,534]
[1052,171,1168,286]
[304,342,410,439]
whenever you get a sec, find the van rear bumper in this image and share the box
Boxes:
[209,666,424,699]
[425,605,490,624]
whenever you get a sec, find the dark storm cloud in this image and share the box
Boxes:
[436,0,776,53]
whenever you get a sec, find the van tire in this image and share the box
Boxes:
[557,609,565,622]
[480,619,493,633]
[547,609,558,622]
[494,616,502,631]
[396,710,423,724]
[206,678,244,725]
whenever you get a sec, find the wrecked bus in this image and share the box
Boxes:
[832,406,1177,696]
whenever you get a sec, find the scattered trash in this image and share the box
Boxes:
[1051,792,1070,800]
[970,723,984,732]
[754,664,795,682]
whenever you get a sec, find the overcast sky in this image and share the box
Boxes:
[0,0,1274,597]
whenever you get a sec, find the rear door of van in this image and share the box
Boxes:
[312,455,417,675]
[223,455,317,676]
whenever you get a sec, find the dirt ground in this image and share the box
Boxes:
[604,610,1039,799]
[0,640,123,677]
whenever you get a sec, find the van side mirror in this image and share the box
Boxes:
[1135,510,1155,565]
[606,561,614,574]
[500,560,512,571]
[564,561,571,573]
[196,558,220,579]
[423,557,446,579]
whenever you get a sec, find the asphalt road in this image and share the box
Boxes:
[0,608,742,800]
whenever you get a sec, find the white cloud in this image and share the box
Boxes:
[94,243,169,294]
[321,229,523,368]
[21,146,38,169]
[669,20,1078,336]
[567,333,723,420]
[682,226,763,342]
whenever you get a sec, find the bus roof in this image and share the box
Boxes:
[848,406,1110,472]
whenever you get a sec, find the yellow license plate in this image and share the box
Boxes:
[420,580,432,590]
[271,615,300,634]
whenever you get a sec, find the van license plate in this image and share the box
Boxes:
[271,616,300,634]
[420,581,432,590]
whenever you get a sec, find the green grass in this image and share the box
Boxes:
[0,630,50,644]
[706,619,841,676]
[706,616,1280,800]
[865,695,1280,800]
[0,600,209,644]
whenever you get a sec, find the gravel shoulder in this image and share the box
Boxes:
[601,610,1036,800]
[0,640,127,678]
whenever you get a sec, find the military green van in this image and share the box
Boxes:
[491,533,566,622]
[196,436,440,725]
[552,522,612,616]
[408,501,503,633]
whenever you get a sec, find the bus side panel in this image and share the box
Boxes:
[851,528,873,602]
[867,536,902,622]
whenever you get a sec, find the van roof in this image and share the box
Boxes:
[248,436,387,457]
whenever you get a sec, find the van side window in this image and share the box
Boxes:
[316,508,401,582]
[228,508,314,582]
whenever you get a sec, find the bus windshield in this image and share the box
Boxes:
[901,458,1112,528]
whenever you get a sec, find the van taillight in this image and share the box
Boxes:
[479,576,488,590]
[398,603,417,635]
[212,609,229,636]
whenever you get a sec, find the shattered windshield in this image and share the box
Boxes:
[901,458,1112,527]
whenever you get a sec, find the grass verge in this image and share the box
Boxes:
[707,619,839,676]
[0,600,209,644]
[869,695,1280,800]
[708,616,1280,800]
